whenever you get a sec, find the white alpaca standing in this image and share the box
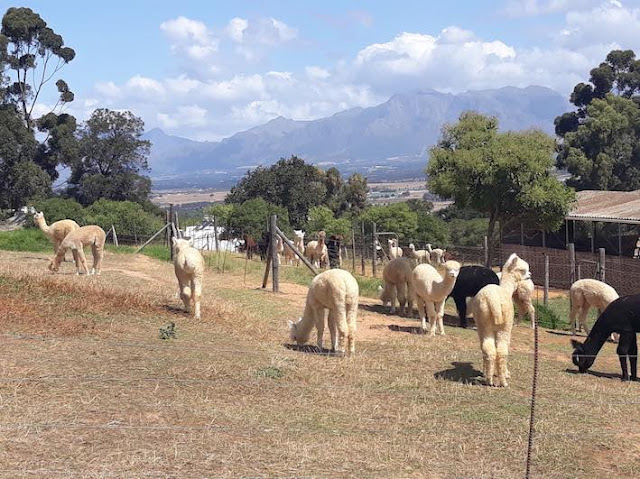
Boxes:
[412,260,461,335]
[33,211,79,258]
[172,237,205,320]
[288,269,359,355]
[284,230,305,266]
[408,243,430,263]
[274,235,284,265]
[380,257,414,316]
[388,238,403,259]
[470,253,531,387]
[426,244,446,266]
[496,272,536,329]
[306,230,328,268]
[569,279,619,336]
[48,225,106,276]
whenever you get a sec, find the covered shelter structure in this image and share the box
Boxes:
[565,190,640,256]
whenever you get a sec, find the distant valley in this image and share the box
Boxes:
[144,86,570,190]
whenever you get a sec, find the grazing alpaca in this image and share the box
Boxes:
[496,272,536,329]
[412,260,461,335]
[306,231,328,268]
[449,266,500,329]
[284,230,305,265]
[33,211,79,258]
[470,253,531,387]
[288,269,359,355]
[388,239,403,259]
[408,243,430,263]
[48,225,106,276]
[426,244,446,266]
[241,234,258,260]
[380,258,414,316]
[571,294,640,381]
[569,279,619,336]
[172,237,205,319]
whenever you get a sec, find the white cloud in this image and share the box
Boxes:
[160,16,218,61]
[501,0,603,17]
[226,17,298,60]
[157,105,208,129]
[305,66,331,80]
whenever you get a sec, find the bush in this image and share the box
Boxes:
[0,229,51,252]
[306,206,352,237]
[32,197,86,225]
[84,199,164,238]
[227,198,289,239]
[534,303,562,329]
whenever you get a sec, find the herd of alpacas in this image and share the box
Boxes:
[36,212,640,385]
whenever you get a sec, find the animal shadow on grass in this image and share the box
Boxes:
[359,303,396,316]
[283,343,344,357]
[162,304,190,316]
[564,368,629,381]
[434,362,483,384]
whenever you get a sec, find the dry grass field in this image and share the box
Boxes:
[1,249,639,478]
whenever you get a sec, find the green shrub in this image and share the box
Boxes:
[534,303,563,329]
[0,229,51,252]
[84,199,164,238]
[32,197,86,225]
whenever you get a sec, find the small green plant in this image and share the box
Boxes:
[256,366,285,379]
[159,321,176,340]
[534,303,562,330]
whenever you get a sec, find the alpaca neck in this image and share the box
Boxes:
[499,272,520,296]
[435,273,456,293]
[35,216,51,235]
[296,300,318,343]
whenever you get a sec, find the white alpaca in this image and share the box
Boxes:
[306,230,328,268]
[288,269,359,355]
[48,225,106,276]
[426,244,446,266]
[275,235,284,265]
[172,237,205,320]
[388,238,403,259]
[470,253,531,387]
[412,260,461,335]
[33,211,79,258]
[496,272,536,329]
[284,230,305,266]
[408,243,430,263]
[380,258,414,316]
[569,279,619,337]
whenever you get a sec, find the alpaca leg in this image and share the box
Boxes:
[327,310,338,352]
[389,284,398,314]
[496,331,510,387]
[406,282,415,319]
[480,336,497,387]
[436,300,445,335]
[617,332,634,381]
[178,277,191,313]
[76,248,89,275]
[630,333,638,381]
[346,303,357,355]
[579,306,591,335]
[455,296,468,329]
[192,277,202,319]
[92,243,104,276]
[335,305,349,354]
[315,308,325,351]
[425,302,438,336]
[396,282,407,316]
[527,302,536,330]
[71,249,80,273]
[570,296,581,334]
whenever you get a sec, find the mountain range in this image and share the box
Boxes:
[143,86,571,190]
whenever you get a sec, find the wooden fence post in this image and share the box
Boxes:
[484,236,489,268]
[213,215,219,252]
[351,228,356,273]
[544,255,549,306]
[111,225,119,247]
[372,222,377,278]
[599,247,606,283]
[361,222,365,276]
[577,264,582,281]
[270,215,279,293]
[169,203,175,261]
[568,243,576,286]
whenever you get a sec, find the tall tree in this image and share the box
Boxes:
[428,112,575,265]
[555,49,640,190]
[68,109,152,206]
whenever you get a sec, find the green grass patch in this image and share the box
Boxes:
[0,229,51,252]
[256,366,285,379]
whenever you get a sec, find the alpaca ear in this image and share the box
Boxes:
[505,253,519,270]
[570,339,583,350]
[287,320,295,329]
[377,285,383,291]
[171,237,178,246]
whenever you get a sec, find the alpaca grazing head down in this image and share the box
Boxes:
[288,318,306,344]
[570,339,594,373]
[48,257,60,273]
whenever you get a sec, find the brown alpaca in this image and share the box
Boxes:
[49,225,106,276]
[33,211,79,258]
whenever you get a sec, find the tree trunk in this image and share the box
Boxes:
[486,208,498,267]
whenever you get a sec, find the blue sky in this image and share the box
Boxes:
[5,0,640,140]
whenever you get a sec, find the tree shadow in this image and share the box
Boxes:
[434,362,483,384]
[283,343,344,357]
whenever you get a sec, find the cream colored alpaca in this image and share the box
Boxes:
[412,260,461,335]
[471,253,531,387]
[569,279,619,336]
[275,235,284,265]
[408,243,430,263]
[288,269,359,355]
[284,230,305,266]
[426,244,446,266]
[380,258,414,316]
[33,211,79,257]
[48,225,106,276]
[496,272,536,329]
[306,230,328,268]
[388,238,403,259]
[172,237,205,320]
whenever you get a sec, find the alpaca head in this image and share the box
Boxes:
[294,230,305,240]
[317,230,326,240]
[502,253,531,281]
[388,239,396,247]
[571,339,595,373]
[443,260,461,279]
[172,237,192,252]
[378,284,391,305]
[48,257,60,273]
[409,243,415,251]
[288,318,304,344]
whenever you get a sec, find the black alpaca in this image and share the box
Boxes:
[571,294,640,381]
[448,266,499,328]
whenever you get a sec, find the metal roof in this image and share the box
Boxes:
[566,190,640,224]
